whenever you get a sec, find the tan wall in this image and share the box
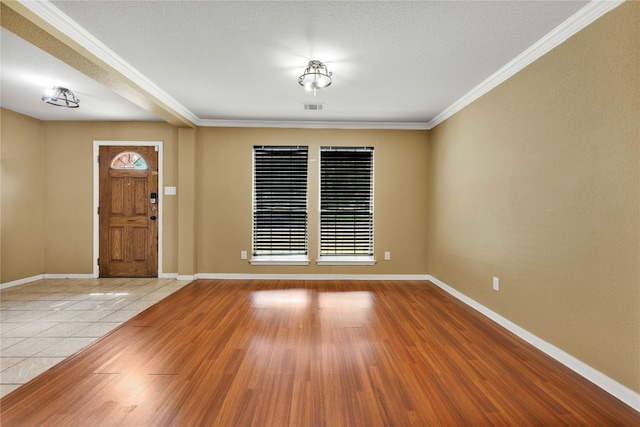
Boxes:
[196,127,429,275]
[1,109,45,282]
[428,2,639,392]
[1,118,429,280]
[40,121,179,275]
[177,128,196,276]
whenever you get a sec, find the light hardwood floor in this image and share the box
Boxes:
[1,279,638,426]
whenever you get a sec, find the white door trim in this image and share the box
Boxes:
[93,140,164,278]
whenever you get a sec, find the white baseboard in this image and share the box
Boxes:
[176,274,196,281]
[160,273,179,279]
[427,275,640,412]
[0,274,45,290]
[195,273,430,281]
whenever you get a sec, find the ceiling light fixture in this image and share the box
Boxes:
[41,86,80,108]
[298,60,332,95]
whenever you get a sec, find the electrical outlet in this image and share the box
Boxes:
[241,251,247,260]
[384,251,391,261]
[493,277,500,291]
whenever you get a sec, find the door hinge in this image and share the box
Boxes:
[97,155,99,163]
[97,258,100,266]
[97,206,100,215]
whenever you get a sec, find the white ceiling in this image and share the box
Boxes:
[2,1,618,129]
[1,28,159,122]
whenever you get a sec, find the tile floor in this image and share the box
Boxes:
[0,277,191,398]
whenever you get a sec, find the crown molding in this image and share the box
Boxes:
[195,118,431,130]
[17,0,199,126]
[426,0,625,129]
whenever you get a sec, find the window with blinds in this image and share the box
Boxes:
[253,146,309,260]
[319,147,374,258]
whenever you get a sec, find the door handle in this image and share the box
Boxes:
[150,216,157,221]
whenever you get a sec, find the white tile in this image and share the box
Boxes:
[35,292,79,301]
[1,357,25,371]
[72,323,120,338]
[1,338,61,357]
[35,322,92,338]
[2,322,59,338]
[2,300,57,311]
[34,337,96,357]
[142,288,179,300]
[99,310,141,323]
[98,298,133,310]
[1,310,28,321]
[0,357,65,384]
[83,292,120,300]
[47,301,76,310]
[63,300,107,311]
[1,310,52,323]
[122,300,157,311]
[40,310,86,322]
[0,322,25,334]
[0,337,25,351]
[67,310,115,322]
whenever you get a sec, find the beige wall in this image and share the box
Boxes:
[428,1,639,392]
[0,116,180,279]
[41,121,180,274]
[196,127,429,275]
[0,118,429,279]
[1,109,45,282]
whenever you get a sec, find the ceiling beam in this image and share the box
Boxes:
[1,1,195,128]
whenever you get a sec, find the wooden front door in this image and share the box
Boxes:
[99,145,158,277]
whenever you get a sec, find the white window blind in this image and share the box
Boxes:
[253,146,308,257]
[320,147,374,257]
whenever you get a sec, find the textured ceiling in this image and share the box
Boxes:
[2,0,616,129]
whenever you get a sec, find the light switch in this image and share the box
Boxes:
[164,186,177,195]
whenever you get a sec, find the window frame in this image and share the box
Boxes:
[316,146,376,266]
[251,145,310,266]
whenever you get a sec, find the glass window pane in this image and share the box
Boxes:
[110,151,148,170]
[320,147,374,256]
[253,146,309,256]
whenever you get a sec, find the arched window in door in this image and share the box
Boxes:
[110,151,148,169]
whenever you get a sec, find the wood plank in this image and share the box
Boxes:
[1,280,638,426]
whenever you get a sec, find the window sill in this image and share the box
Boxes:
[316,256,377,266]
[250,255,310,266]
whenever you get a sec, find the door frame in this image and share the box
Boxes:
[93,140,164,278]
